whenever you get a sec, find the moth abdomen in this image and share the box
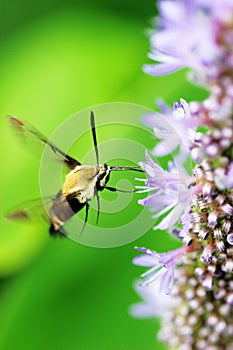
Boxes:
[49,194,85,236]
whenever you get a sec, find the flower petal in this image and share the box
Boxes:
[133,254,157,267]
[143,63,183,76]
[159,266,175,295]
[153,139,178,156]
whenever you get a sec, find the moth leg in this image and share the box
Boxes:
[79,203,89,237]
[94,188,101,224]
[105,186,136,193]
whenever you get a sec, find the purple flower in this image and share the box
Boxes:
[129,281,169,318]
[195,0,233,19]
[224,163,233,188]
[137,150,193,232]
[214,163,233,189]
[142,99,195,158]
[133,246,192,294]
[143,1,219,79]
[227,234,233,245]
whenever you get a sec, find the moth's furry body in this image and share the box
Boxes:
[50,164,110,232]
[62,164,110,201]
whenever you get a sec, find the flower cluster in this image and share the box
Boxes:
[143,0,233,84]
[132,1,233,349]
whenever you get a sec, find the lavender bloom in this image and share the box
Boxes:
[130,281,169,318]
[132,1,233,348]
[224,163,233,188]
[143,1,218,79]
[227,234,233,245]
[142,98,195,158]
[133,246,192,294]
[137,150,193,232]
[195,0,233,19]
[214,162,233,190]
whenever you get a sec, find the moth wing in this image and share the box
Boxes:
[7,116,80,169]
[6,196,53,224]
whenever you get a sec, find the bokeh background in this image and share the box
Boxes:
[0,0,207,349]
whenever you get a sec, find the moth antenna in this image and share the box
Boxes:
[90,111,100,165]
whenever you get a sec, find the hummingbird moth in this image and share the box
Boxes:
[6,112,142,237]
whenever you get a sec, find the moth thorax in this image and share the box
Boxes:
[98,164,110,187]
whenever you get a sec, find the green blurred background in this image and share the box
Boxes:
[0,1,207,349]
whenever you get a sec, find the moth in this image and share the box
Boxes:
[6,112,142,236]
